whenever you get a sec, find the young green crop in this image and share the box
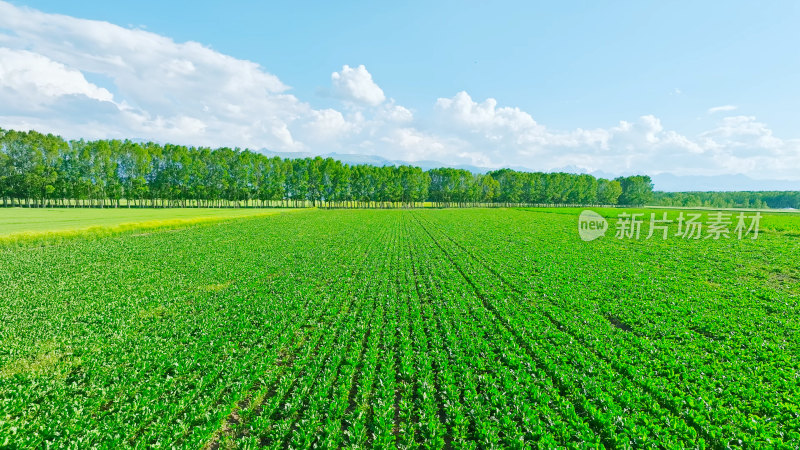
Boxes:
[1,208,798,448]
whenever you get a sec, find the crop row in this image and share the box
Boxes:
[413,209,800,446]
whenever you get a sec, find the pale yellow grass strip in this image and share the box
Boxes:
[0,211,286,247]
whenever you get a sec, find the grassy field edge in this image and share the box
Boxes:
[0,210,298,248]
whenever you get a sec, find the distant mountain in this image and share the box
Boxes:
[551,169,800,191]
[256,148,800,192]
[550,165,590,174]
[258,149,501,173]
[258,149,316,159]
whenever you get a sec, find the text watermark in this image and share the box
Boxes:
[579,211,761,241]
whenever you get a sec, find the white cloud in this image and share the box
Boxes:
[708,105,737,114]
[0,2,410,155]
[378,128,458,162]
[432,91,797,179]
[607,115,703,154]
[302,108,358,143]
[331,64,386,106]
[436,91,541,135]
[700,115,784,154]
[0,1,798,180]
[376,101,413,123]
[0,0,302,150]
[0,48,114,106]
[434,91,613,163]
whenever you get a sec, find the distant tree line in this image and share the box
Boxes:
[1,128,659,208]
[652,191,800,209]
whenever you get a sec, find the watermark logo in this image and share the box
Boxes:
[578,210,761,241]
[578,210,608,241]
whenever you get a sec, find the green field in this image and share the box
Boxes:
[0,208,290,246]
[0,208,288,235]
[1,208,799,448]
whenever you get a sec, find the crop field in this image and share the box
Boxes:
[1,208,799,448]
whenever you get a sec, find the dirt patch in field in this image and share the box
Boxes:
[201,281,233,292]
[605,314,633,332]
[690,326,721,341]
[0,342,76,379]
[767,271,800,290]
[138,305,171,320]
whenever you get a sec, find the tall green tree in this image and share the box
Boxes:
[616,175,654,205]
[597,178,622,205]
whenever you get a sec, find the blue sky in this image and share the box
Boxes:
[1,0,799,181]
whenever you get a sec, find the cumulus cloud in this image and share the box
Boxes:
[0,0,304,150]
[434,91,611,163]
[432,91,798,179]
[700,115,785,155]
[0,1,798,180]
[302,109,358,143]
[436,91,541,136]
[607,115,703,154]
[0,2,408,155]
[708,105,738,114]
[331,64,386,106]
[0,48,114,107]
[376,101,413,123]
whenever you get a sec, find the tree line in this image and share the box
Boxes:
[652,191,800,209]
[1,127,659,208]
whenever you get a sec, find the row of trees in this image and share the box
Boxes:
[652,191,800,209]
[0,128,659,208]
